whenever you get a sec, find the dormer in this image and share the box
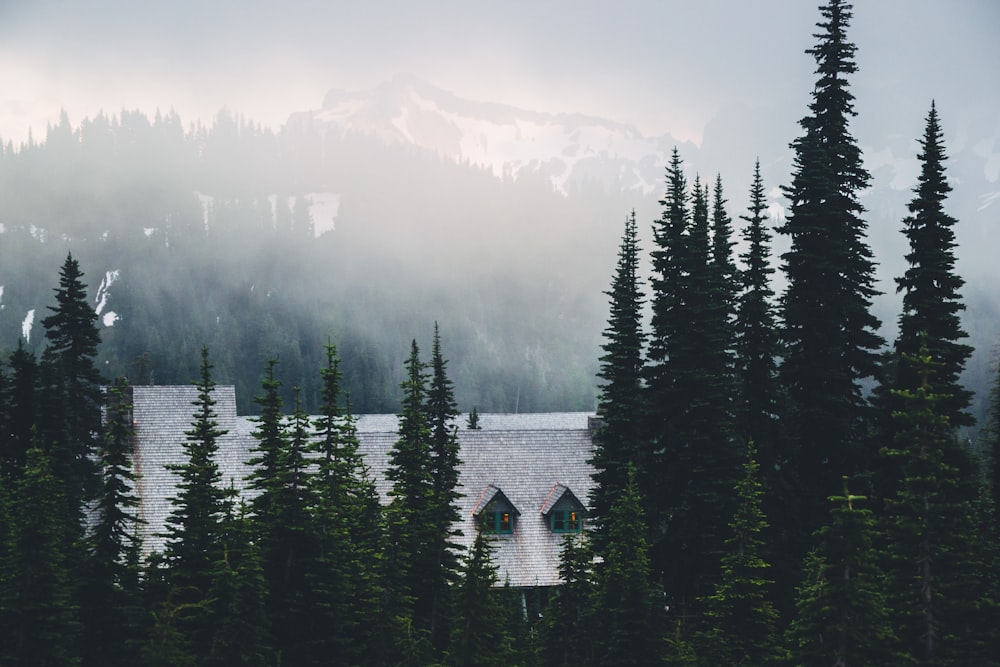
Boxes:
[472,484,520,535]
[540,484,587,533]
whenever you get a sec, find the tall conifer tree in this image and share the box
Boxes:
[591,210,645,554]
[423,323,464,651]
[778,0,883,534]
[892,102,973,429]
[161,346,228,656]
[882,344,989,665]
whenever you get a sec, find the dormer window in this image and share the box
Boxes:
[473,485,519,535]
[541,484,586,534]
[550,507,582,533]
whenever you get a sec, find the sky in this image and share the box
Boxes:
[1,0,998,146]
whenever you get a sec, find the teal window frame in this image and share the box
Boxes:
[550,508,583,533]
[483,509,514,534]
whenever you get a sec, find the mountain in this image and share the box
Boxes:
[287,74,695,195]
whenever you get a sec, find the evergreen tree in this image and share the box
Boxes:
[542,533,596,667]
[246,358,286,528]
[650,172,740,606]
[270,387,319,664]
[882,344,989,665]
[2,445,82,666]
[423,322,464,651]
[778,0,884,533]
[445,530,514,667]
[206,502,274,667]
[381,340,436,663]
[786,479,895,666]
[161,346,228,655]
[308,341,384,664]
[594,465,664,666]
[2,342,39,477]
[591,210,645,555]
[83,377,144,667]
[734,160,798,606]
[40,252,104,512]
[696,441,780,666]
[892,102,973,429]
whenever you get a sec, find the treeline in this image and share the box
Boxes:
[583,1,1000,664]
[0,97,623,416]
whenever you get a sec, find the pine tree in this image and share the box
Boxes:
[542,533,596,667]
[309,342,384,664]
[2,445,82,666]
[778,0,884,534]
[40,252,104,513]
[445,530,514,667]
[2,342,39,477]
[161,346,228,656]
[381,340,436,663]
[892,102,973,429]
[591,210,645,555]
[696,441,780,666]
[594,465,664,666]
[206,502,274,667]
[83,377,144,667]
[423,323,464,651]
[734,160,799,607]
[786,479,895,666]
[651,173,740,606]
[882,343,989,665]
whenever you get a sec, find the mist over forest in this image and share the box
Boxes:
[0,76,997,427]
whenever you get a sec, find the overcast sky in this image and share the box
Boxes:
[1,1,997,146]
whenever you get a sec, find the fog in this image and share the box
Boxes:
[1,1,999,420]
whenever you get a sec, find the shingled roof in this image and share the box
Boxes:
[128,385,596,588]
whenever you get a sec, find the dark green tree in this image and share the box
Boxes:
[445,530,514,667]
[652,173,740,606]
[83,377,144,667]
[882,344,991,665]
[206,502,274,667]
[591,210,645,555]
[306,341,386,664]
[2,445,82,666]
[696,441,780,666]
[423,322,464,651]
[892,102,973,429]
[161,346,228,655]
[734,160,798,606]
[40,252,104,512]
[593,465,664,666]
[777,0,884,534]
[786,479,895,666]
[381,340,435,663]
[542,533,596,667]
[2,342,39,477]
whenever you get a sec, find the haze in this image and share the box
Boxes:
[2,1,997,146]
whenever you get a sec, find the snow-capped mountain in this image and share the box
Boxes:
[287,74,691,195]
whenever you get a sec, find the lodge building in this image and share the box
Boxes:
[129,385,597,588]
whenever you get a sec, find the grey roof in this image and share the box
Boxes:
[128,386,596,588]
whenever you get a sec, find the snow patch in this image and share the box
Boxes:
[95,270,120,316]
[22,309,34,342]
[195,192,214,230]
[103,311,119,327]
[144,227,156,237]
[767,202,786,221]
[308,192,340,236]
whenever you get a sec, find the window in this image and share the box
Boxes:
[550,508,583,533]
[483,509,514,534]
[481,496,516,534]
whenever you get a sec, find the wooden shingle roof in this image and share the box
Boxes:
[128,386,596,588]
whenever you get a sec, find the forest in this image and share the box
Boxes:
[3,0,1000,664]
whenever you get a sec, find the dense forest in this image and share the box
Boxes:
[3,0,1000,664]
